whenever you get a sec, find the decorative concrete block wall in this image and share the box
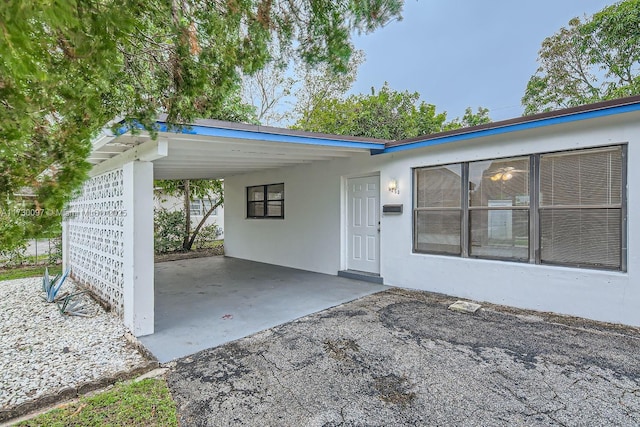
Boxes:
[64,168,126,315]
[64,169,126,316]
[64,161,154,336]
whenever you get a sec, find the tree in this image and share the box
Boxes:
[153,89,255,251]
[294,82,447,139]
[154,179,223,251]
[292,49,365,127]
[522,0,640,115]
[0,0,404,250]
[241,63,296,126]
[293,82,490,140]
[241,47,364,126]
[444,107,492,131]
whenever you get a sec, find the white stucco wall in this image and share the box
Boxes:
[225,152,386,274]
[224,112,640,326]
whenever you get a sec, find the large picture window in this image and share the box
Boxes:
[247,183,284,219]
[413,145,626,271]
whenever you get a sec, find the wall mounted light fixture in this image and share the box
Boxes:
[388,179,399,194]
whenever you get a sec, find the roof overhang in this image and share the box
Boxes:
[383,95,640,153]
[89,95,640,178]
[89,119,387,179]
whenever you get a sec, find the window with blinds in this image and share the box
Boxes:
[413,145,626,271]
[414,165,462,255]
[539,146,623,269]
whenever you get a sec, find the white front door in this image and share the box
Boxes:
[347,175,380,274]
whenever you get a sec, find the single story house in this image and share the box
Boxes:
[62,96,640,337]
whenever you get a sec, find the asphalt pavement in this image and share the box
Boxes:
[166,288,640,426]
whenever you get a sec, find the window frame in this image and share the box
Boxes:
[467,156,532,262]
[412,163,465,256]
[190,198,218,217]
[246,183,285,219]
[412,144,627,271]
[536,146,626,270]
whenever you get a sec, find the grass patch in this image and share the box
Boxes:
[15,379,178,427]
[0,265,61,281]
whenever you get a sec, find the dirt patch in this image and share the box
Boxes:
[373,374,416,406]
[324,339,360,362]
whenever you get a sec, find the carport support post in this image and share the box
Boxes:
[123,161,154,336]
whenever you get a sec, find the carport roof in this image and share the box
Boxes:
[89,95,640,179]
[89,117,388,179]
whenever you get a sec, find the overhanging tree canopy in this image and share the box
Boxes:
[522,0,640,115]
[0,0,404,250]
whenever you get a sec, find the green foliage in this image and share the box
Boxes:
[294,82,446,139]
[294,82,491,140]
[522,0,640,114]
[155,179,224,251]
[14,378,178,427]
[0,243,27,268]
[193,224,222,250]
[291,49,365,127]
[156,179,224,204]
[48,236,63,265]
[444,107,492,131]
[154,209,186,254]
[0,0,404,251]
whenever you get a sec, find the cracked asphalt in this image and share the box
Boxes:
[165,288,640,426]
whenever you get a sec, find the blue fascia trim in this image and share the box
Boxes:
[128,122,385,150]
[381,102,640,154]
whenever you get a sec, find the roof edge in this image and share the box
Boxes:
[155,114,389,145]
[384,95,640,152]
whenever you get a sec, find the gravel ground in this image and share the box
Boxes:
[0,277,151,416]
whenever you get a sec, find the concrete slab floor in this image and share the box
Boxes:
[139,256,388,362]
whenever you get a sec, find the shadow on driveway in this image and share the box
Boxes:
[167,288,640,426]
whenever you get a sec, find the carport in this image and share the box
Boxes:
[140,257,386,362]
[62,118,386,344]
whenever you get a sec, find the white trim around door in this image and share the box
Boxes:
[346,175,381,274]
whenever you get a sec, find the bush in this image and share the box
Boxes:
[48,235,62,265]
[0,244,27,268]
[154,209,186,254]
[193,223,222,249]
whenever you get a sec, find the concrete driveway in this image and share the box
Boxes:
[140,257,387,362]
[166,288,640,426]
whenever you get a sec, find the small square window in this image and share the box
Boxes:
[247,183,284,219]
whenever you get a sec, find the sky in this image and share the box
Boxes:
[350,0,615,122]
